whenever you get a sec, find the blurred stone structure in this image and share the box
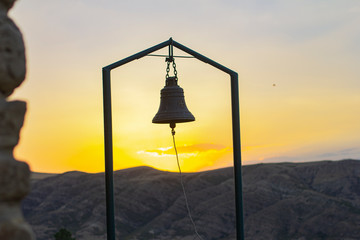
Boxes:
[0,0,35,239]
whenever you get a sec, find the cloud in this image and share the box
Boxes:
[247,147,360,166]
[247,156,303,165]
[136,143,233,172]
[314,148,360,160]
[176,143,228,153]
[137,143,229,158]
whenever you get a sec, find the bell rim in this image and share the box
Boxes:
[152,117,195,124]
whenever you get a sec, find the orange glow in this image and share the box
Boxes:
[136,143,232,172]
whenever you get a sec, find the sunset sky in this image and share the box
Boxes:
[9,0,360,173]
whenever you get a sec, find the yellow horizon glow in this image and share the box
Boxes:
[10,1,360,174]
[13,54,360,173]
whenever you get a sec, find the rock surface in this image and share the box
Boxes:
[0,0,16,13]
[0,160,30,201]
[23,159,360,240]
[0,99,26,160]
[0,16,26,97]
[0,0,34,239]
[0,202,34,240]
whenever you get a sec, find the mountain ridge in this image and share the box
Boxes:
[23,159,360,240]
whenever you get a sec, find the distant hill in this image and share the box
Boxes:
[30,172,58,182]
[23,160,360,240]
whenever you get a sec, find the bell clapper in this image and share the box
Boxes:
[170,122,176,136]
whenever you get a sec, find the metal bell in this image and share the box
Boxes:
[152,76,195,126]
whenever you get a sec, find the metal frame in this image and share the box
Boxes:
[102,38,244,240]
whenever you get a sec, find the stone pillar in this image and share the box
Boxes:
[0,0,35,239]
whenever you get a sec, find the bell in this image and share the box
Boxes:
[152,76,195,127]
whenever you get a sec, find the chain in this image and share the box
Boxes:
[173,59,178,80]
[165,58,178,80]
[166,61,170,79]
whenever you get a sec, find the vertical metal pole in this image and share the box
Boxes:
[102,68,116,240]
[230,73,245,240]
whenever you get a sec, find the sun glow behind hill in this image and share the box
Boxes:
[10,0,360,173]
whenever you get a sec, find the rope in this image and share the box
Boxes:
[172,129,204,240]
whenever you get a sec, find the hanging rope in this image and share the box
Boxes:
[171,128,204,240]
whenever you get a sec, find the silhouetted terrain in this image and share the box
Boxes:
[23,160,360,240]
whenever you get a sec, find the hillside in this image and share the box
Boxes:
[22,160,360,240]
